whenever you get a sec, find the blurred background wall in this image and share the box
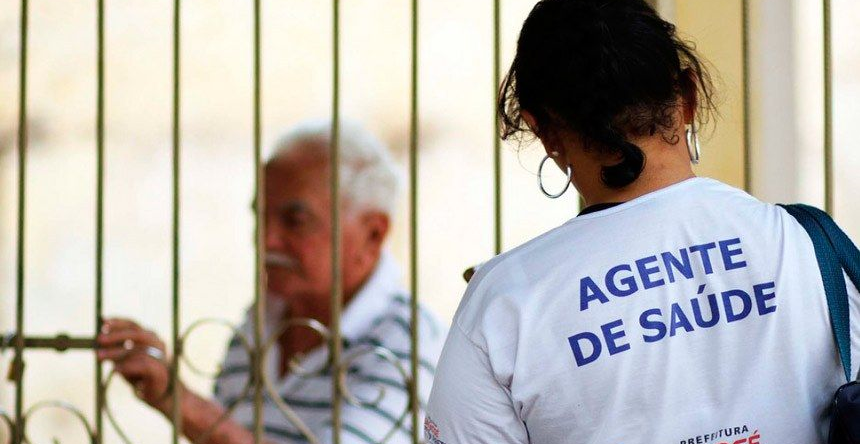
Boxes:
[0,0,858,442]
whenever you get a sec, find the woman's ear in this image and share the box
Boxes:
[681,68,699,125]
[522,110,539,134]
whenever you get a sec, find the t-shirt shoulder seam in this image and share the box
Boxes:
[453,316,490,355]
[467,220,570,290]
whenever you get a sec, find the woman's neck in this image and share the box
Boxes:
[575,133,696,207]
[583,165,696,206]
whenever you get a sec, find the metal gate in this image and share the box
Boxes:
[0,0,842,443]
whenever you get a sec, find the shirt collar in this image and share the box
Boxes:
[258,251,404,341]
[339,250,404,342]
[577,202,625,217]
[249,251,403,379]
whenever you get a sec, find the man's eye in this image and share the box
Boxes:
[282,211,310,228]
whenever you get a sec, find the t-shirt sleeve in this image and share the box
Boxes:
[425,324,528,444]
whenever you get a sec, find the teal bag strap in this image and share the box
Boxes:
[779,204,858,382]
[794,205,860,293]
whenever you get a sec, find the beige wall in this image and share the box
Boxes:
[674,0,747,189]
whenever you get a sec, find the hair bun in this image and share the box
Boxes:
[498,0,715,189]
[601,140,646,189]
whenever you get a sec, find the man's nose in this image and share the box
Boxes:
[264,219,285,251]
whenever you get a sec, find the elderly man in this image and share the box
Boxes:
[97,120,446,444]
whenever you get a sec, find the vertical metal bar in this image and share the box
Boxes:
[408,0,420,441]
[493,0,502,255]
[823,0,833,214]
[13,0,29,442]
[741,0,752,193]
[170,0,183,441]
[251,0,266,441]
[330,0,343,440]
[94,0,106,441]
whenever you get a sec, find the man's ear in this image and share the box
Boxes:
[362,211,390,255]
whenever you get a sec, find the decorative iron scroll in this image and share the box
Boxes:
[180,319,253,444]
[261,319,331,443]
[103,346,172,444]
[86,315,414,444]
[1,336,11,444]
[1,336,16,444]
[102,319,253,444]
[1,409,14,444]
[258,317,414,444]
[338,346,412,444]
[21,401,97,444]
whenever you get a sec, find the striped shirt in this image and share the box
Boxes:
[214,253,446,443]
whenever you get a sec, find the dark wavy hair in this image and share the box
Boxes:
[498,0,716,188]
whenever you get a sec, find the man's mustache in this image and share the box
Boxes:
[265,252,298,270]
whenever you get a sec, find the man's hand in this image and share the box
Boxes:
[97,318,175,414]
[97,317,270,444]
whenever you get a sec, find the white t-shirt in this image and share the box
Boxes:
[425,177,860,444]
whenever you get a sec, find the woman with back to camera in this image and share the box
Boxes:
[425,0,860,442]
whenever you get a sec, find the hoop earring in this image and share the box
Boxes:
[538,154,572,199]
[685,121,701,165]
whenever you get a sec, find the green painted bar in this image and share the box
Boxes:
[741,0,752,193]
[94,0,106,442]
[14,0,29,442]
[330,0,344,441]
[3,334,93,351]
[493,0,502,255]
[252,0,266,441]
[409,0,420,441]
[170,0,183,441]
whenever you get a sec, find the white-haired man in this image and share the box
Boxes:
[97,120,446,444]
